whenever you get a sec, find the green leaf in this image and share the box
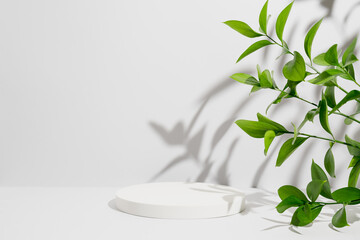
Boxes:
[291,204,323,226]
[304,18,323,60]
[313,53,331,66]
[311,160,332,199]
[324,44,340,66]
[236,40,273,62]
[325,86,336,108]
[306,180,326,202]
[282,51,306,82]
[259,69,274,88]
[324,148,336,178]
[342,37,357,65]
[278,185,308,201]
[329,90,360,114]
[332,187,360,203]
[235,120,284,138]
[250,86,261,93]
[349,160,360,187]
[224,20,263,38]
[231,73,260,86]
[259,0,269,34]
[348,156,360,168]
[276,137,308,166]
[346,64,355,80]
[275,1,294,42]
[344,54,358,67]
[308,70,339,86]
[332,206,349,228]
[305,109,318,122]
[291,123,298,144]
[345,135,360,156]
[257,113,287,132]
[319,96,332,135]
[276,195,304,213]
[264,130,275,155]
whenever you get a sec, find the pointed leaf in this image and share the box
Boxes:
[308,70,339,86]
[325,86,336,108]
[278,185,308,201]
[332,187,360,203]
[324,148,336,178]
[250,86,261,93]
[313,53,331,66]
[283,51,306,81]
[231,73,260,86]
[276,137,308,166]
[330,90,360,114]
[235,120,283,138]
[304,18,323,60]
[237,40,273,62]
[349,160,360,187]
[276,195,304,213]
[257,113,287,132]
[264,130,275,155]
[275,1,294,42]
[224,20,263,38]
[307,180,326,202]
[311,160,332,199]
[324,44,340,66]
[319,97,332,135]
[291,204,323,226]
[346,64,355,80]
[342,37,357,65]
[332,207,349,228]
[259,69,274,88]
[349,156,360,168]
[344,54,358,67]
[259,0,269,34]
[345,135,360,156]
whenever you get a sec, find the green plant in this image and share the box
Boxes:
[225,0,360,227]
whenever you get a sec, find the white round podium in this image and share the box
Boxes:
[115,182,245,219]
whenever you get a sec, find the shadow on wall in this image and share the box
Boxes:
[148,0,360,188]
[148,77,253,185]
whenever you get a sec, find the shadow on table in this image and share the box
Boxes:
[261,204,360,233]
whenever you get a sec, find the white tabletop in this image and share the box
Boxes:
[0,187,359,240]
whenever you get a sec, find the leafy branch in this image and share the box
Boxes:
[225,0,360,227]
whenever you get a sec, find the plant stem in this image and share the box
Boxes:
[266,34,320,74]
[334,83,360,105]
[275,88,360,124]
[313,198,360,208]
[333,111,360,124]
[285,131,355,148]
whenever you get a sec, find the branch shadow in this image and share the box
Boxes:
[149,70,255,184]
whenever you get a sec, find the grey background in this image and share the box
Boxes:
[1,0,359,190]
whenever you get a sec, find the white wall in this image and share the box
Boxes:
[0,0,360,190]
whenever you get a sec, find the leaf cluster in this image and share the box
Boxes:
[225,0,360,227]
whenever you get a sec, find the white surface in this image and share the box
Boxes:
[1,187,360,240]
[1,0,360,190]
[115,182,245,219]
